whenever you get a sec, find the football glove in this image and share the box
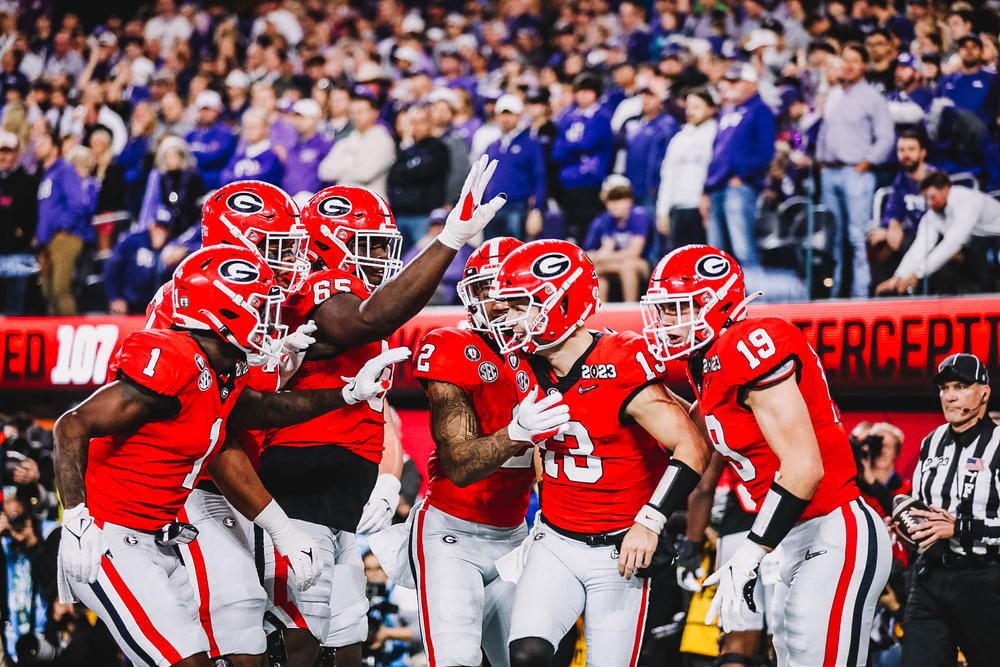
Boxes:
[438,155,507,250]
[356,474,401,534]
[342,347,411,405]
[507,386,570,444]
[703,540,768,632]
[60,504,105,583]
[254,500,322,591]
[675,536,705,592]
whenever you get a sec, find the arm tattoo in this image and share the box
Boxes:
[428,381,521,488]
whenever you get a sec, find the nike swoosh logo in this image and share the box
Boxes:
[804,549,827,560]
[578,384,599,394]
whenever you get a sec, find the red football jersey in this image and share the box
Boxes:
[413,327,534,528]
[689,316,859,521]
[143,279,277,476]
[264,268,387,463]
[86,329,249,531]
[513,332,671,534]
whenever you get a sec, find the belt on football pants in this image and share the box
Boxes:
[920,551,1000,569]
[539,516,628,547]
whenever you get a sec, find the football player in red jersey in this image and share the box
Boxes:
[642,245,891,666]
[143,181,328,666]
[487,240,712,667]
[258,159,507,667]
[53,247,402,667]
[407,237,572,667]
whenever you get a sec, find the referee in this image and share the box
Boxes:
[900,353,1000,667]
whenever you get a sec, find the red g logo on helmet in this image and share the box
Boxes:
[531,253,572,279]
[225,192,265,215]
[218,258,261,284]
[695,254,730,279]
[315,195,352,218]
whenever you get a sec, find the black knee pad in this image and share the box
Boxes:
[266,629,287,666]
[714,653,757,667]
[317,646,336,666]
[509,637,555,667]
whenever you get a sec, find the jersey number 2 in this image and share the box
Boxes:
[543,421,603,484]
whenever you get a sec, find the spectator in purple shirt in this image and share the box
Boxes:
[281,98,333,199]
[584,175,652,302]
[221,108,283,186]
[867,131,932,288]
[35,133,96,315]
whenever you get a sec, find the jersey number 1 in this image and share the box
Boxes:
[182,418,223,490]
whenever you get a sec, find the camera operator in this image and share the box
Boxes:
[1,414,55,494]
[853,422,908,515]
[896,353,1000,667]
[363,550,419,667]
[0,485,59,663]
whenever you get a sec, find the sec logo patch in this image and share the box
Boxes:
[464,345,481,361]
[198,368,212,391]
[478,361,499,382]
[516,370,530,392]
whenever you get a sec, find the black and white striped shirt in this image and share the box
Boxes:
[911,418,1000,557]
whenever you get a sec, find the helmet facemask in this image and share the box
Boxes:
[218,214,311,294]
[641,289,716,361]
[489,266,587,354]
[175,280,288,367]
[457,270,500,332]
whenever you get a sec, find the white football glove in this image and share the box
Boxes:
[356,474,402,534]
[342,347,411,405]
[438,154,508,250]
[282,320,317,357]
[703,540,768,632]
[60,504,105,583]
[254,500,322,591]
[507,386,570,444]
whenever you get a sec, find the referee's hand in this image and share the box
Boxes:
[909,506,956,549]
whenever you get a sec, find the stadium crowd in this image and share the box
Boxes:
[1,0,1000,316]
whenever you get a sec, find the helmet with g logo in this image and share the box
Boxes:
[300,185,403,292]
[457,237,523,332]
[488,240,600,354]
[641,245,757,361]
[201,181,310,293]
[171,246,286,365]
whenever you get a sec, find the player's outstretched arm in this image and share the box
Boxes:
[312,156,507,353]
[428,382,568,487]
[232,347,410,428]
[53,381,174,507]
